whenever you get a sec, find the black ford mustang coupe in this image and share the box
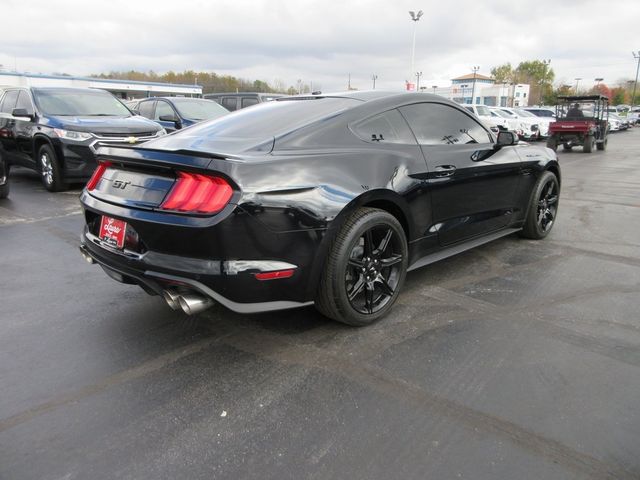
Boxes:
[79,92,560,326]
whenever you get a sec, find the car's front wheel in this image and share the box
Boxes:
[316,208,408,326]
[520,171,559,240]
[38,144,67,192]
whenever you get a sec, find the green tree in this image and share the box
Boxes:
[490,63,515,83]
[611,87,627,105]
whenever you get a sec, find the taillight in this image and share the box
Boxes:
[160,172,233,214]
[86,162,112,191]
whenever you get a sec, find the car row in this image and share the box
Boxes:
[126,97,229,133]
[0,87,165,191]
[78,91,561,326]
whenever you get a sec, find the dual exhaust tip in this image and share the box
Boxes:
[163,290,214,315]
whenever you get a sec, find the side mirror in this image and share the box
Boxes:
[159,114,182,129]
[12,108,34,120]
[496,130,518,147]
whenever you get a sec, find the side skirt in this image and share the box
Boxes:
[407,227,521,272]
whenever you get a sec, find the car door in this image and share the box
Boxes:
[14,91,38,168]
[399,102,522,246]
[0,90,21,165]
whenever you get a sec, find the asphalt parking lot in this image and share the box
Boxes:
[1,130,639,480]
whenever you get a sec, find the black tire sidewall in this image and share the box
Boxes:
[38,144,65,192]
[323,209,408,326]
[522,171,559,239]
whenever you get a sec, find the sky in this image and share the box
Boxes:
[1,0,638,92]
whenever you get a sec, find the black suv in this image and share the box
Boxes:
[128,97,228,133]
[203,92,286,111]
[0,87,165,191]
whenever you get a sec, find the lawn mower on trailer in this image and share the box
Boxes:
[546,95,609,153]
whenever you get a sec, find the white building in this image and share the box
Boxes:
[0,71,202,99]
[431,73,530,107]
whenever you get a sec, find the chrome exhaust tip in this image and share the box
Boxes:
[178,294,214,315]
[163,290,182,310]
[79,248,95,264]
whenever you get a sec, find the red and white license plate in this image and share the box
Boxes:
[99,216,127,249]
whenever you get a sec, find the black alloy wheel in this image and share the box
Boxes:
[316,208,408,326]
[520,171,559,239]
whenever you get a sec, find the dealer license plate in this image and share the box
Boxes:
[99,216,127,250]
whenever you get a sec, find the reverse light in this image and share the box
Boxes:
[86,162,112,191]
[160,172,233,214]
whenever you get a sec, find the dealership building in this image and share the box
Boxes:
[432,73,530,107]
[0,71,202,99]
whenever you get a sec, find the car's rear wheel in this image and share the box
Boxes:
[562,143,572,151]
[583,135,595,153]
[0,152,9,199]
[38,144,67,192]
[520,171,559,240]
[316,208,408,326]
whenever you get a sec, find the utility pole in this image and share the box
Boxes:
[432,85,437,95]
[632,51,640,107]
[372,74,377,90]
[409,10,423,89]
[415,71,422,92]
[470,66,480,104]
[541,59,551,105]
[348,73,351,91]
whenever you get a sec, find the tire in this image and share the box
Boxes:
[520,171,560,240]
[596,136,607,151]
[562,143,572,151]
[583,135,594,153]
[38,144,67,192]
[0,153,9,199]
[316,208,408,326]
[546,137,557,151]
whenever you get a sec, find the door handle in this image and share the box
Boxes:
[434,165,456,177]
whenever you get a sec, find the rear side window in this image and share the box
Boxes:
[400,103,492,145]
[241,97,259,108]
[221,97,237,111]
[0,90,19,114]
[138,100,155,119]
[351,109,415,144]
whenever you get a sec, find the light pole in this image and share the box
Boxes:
[372,74,378,90]
[632,51,640,107]
[415,71,422,92]
[470,66,480,104]
[541,59,550,105]
[409,10,423,89]
[574,77,582,94]
[432,85,437,95]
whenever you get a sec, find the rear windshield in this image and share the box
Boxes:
[476,106,491,116]
[33,89,131,116]
[173,97,360,138]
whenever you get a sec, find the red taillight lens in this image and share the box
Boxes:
[160,172,233,214]
[254,269,295,281]
[86,162,111,191]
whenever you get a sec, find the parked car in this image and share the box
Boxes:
[627,108,640,124]
[79,91,560,326]
[0,87,165,191]
[489,107,523,136]
[128,97,229,133]
[524,106,556,119]
[462,104,504,133]
[515,108,551,138]
[203,92,286,111]
[494,107,541,140]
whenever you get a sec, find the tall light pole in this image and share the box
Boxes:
[409,10,423,89]
[372,74,378,90]
[632,51,640,107]
[432,85,437,95]
[574,77,582,94]
[415,71,423,92]
[541,59,551,105]
[470,66,480,104]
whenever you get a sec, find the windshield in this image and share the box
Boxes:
[498,109,516,117]
[515,109,536,118]
[492,109,512,119]
[34,89,131,116]
[172,99,229,121]
[476,106,491,116]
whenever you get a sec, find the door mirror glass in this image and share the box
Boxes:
[496,130,517,146]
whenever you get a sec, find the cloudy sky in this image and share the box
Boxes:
[1,0,638,92]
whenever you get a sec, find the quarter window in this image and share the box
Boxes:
[221,97,237,111]
[351,109,415,144]
[400,103,492,145]
[241,97,259,108]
